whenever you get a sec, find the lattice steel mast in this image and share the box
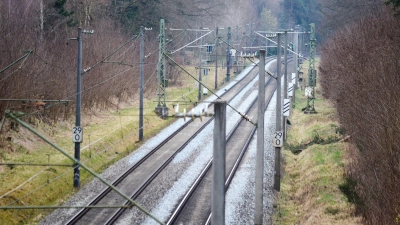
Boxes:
[304,23,317,114]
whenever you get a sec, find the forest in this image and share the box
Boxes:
[0,0,285,122]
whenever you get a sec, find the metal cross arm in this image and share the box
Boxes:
[163,53,257,127]
[163,53,219,98]
[242,32,260,52]
[0,99,72,111]
[168,30,213,54]
[80,35,139,75]
[217,37,276,79]
[256,31,311,34]
[254,31,304,58]
[4,110,165,225]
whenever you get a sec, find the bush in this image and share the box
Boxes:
[319,10,400,224]
[0,2,159,122]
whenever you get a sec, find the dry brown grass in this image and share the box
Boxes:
[274,61,362,225]
[0,51,240,224]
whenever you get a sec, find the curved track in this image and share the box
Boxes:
[166,63,278,225]
[66,58,276,224]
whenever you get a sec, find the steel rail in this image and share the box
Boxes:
[167,74,276,225]
[104,59,274,224]
[66,58,266,224]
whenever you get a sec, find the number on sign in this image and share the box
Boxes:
[273,131,283,147]
[72,126,83,143]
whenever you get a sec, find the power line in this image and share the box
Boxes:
[0,51,32,83]
[82,35,139,75]
[0,50,32,74]
[33,52,68,72]
[217,36,276,79]
[164,53,255,126]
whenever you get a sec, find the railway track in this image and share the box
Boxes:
[65,58,276,224]
[167,61,278,225]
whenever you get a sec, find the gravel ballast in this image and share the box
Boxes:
[41,61,279,225]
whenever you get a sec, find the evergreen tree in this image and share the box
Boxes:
[385,0,400,14]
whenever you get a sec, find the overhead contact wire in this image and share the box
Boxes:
[82,35,139,75]
[163,53,256,126]
[218,36,277,79]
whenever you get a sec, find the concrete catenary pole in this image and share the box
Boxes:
[283,31,288,140]
[215,27,219,90]
[274,33,282,191]
[254,49,266,225]
[293,25,299,103]
[74,27,82,188]
[139,26,144,141]
[226,27,231,82]
[236,25,239,73]
[212,101,226,225]
[198,28,203,101]
[284,31,288,100]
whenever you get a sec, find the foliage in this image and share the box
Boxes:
[110,0,161,32]
[0,0,272,125]
[318,0,384,40]
[260,8,278,30]
[319,9,400,224]
[279,0,321,30]
[0,1,160,124]
[385,0,400,11]
[54,0,74,17]
[339,177,364,207]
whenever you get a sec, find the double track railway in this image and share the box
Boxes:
[65,57,280,224]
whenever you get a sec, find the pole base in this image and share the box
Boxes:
[155,106,169,119]
[303,110,317,114]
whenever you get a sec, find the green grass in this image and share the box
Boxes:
[273,60,361,225]
[2,108,165,224]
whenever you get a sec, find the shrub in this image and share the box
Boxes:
[319,10,400,224]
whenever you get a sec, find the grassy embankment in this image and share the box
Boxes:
[0,59,242,224]
[273,60,362,224]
